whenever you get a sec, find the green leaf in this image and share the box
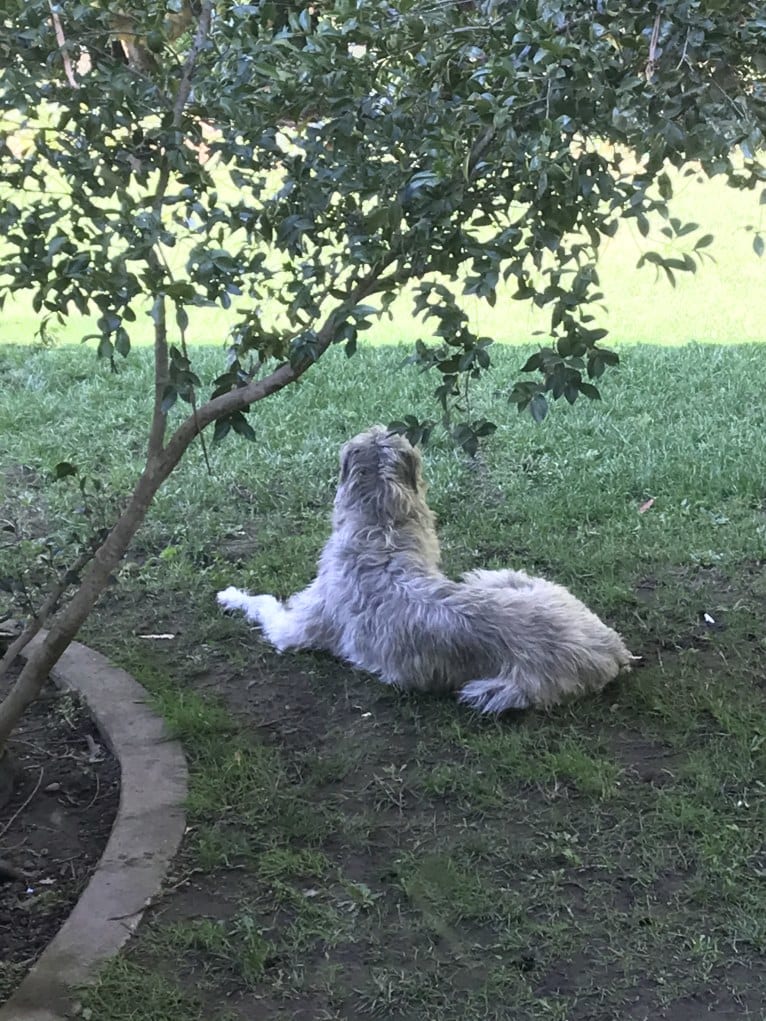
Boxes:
[529,394,548,423]
[213,419,232,444]
[474,421,497,438]
[98,312,121,334]
[230,412,256,441]
[176,306,189,332]
[97,336,114,360]
[53,461,78,480]
[115,328,131,358]
[657,173,673,200]
[754,235,765,258]
[160,386,178,415]
[596,348,620,366]
[47,235,69,257]
[578,382,601,400]
[521,352,544,373]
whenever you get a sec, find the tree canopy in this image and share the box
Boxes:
[2,0,764,448]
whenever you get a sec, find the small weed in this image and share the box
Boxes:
[230,913,273,984]
[339,880,383,913]
[278,897,353,954]
[154,912,273,988]
[257,846,331,882]
[77,958,211,1021]
[189,823,255,869]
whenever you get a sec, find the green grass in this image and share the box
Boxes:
[71,958,228,1021]
[1,333,766,1018]
[1,340,764,602]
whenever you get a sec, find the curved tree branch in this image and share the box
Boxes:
[0,255,399,753]
[162,258,399,471]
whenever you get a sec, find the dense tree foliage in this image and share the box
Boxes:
[2,1,765,443]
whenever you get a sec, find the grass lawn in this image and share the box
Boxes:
[1,327,765,1018]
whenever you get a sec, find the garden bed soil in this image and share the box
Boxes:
[0,674,120,1004]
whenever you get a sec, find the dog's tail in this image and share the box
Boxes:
[457,677,531,714]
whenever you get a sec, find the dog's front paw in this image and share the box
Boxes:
[217,586,248,614]
[239,593,280,627]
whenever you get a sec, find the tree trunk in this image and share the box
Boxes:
[0,258,390,756]
[0,351,303,754]
[0,464,164,753]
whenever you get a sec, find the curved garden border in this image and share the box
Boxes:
[0,638,188,1021]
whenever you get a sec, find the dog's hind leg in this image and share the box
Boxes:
[457,676,532,714]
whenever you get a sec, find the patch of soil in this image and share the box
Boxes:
[608,729,682,787]
[0,675,120,1004]
[87,586,766,1021]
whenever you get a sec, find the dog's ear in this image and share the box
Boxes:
[399,447,421,492]
[339,444,354,484]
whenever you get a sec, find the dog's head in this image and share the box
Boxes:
[335,426,426,525]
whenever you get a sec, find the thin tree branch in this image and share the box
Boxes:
[646,12,661,83]
[162,260,398,471]
[146,1,214,462]
[172,2,214,128]
[0,546,98,684]
[48,1,79,90]
[155,246,212,475]
[178,315,212,476]
[147,293,169,461]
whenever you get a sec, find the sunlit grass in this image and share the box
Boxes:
[1,340,764,595]
[3,169,764,351]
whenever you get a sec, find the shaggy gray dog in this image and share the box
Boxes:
[217,426,633,713]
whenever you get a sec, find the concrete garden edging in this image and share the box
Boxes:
[0,638,188,1021]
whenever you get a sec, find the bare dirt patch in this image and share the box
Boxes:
[0,674,119,1004]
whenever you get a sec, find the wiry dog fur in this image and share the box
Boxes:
[217,426,634,713]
